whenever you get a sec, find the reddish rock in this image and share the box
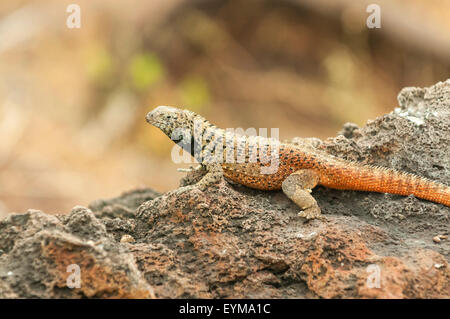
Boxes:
[0,208,154,298]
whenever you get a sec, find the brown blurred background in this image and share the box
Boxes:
[0,0,449,216]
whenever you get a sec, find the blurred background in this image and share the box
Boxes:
[0,0,449,216]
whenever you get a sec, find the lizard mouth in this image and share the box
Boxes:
[146,117,161,127]
[145,111,157,125]
[145,111,165,129]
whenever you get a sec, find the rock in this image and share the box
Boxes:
[0,208,154,298]
[0,81,449,298]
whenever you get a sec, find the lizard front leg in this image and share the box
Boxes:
[195,163,223,190]
[282,169,322,220]
[176,163,223,194]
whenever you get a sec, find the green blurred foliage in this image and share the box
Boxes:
[179,75,210,111]
[128,53,165,91]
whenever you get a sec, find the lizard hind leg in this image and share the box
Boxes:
[282,169,322,220]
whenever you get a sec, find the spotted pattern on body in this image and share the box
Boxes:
[146,106,450,219]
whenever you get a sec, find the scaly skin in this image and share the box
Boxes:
[146,106,450,219]
[222,143,450,207]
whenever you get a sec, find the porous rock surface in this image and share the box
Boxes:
[0,81,449,298]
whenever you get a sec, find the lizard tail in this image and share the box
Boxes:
[319,162,450,207]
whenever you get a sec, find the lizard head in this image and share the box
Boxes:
[146,105,197,142]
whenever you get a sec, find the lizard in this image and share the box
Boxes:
[146,105,450,220]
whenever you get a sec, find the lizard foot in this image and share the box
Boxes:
[298,206,323,220]
[282,169,323,220]
[176,163,223,192]
[195,163,223,191]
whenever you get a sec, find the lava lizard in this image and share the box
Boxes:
[146,106,450,219]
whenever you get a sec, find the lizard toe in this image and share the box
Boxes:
[298,206,322,220]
